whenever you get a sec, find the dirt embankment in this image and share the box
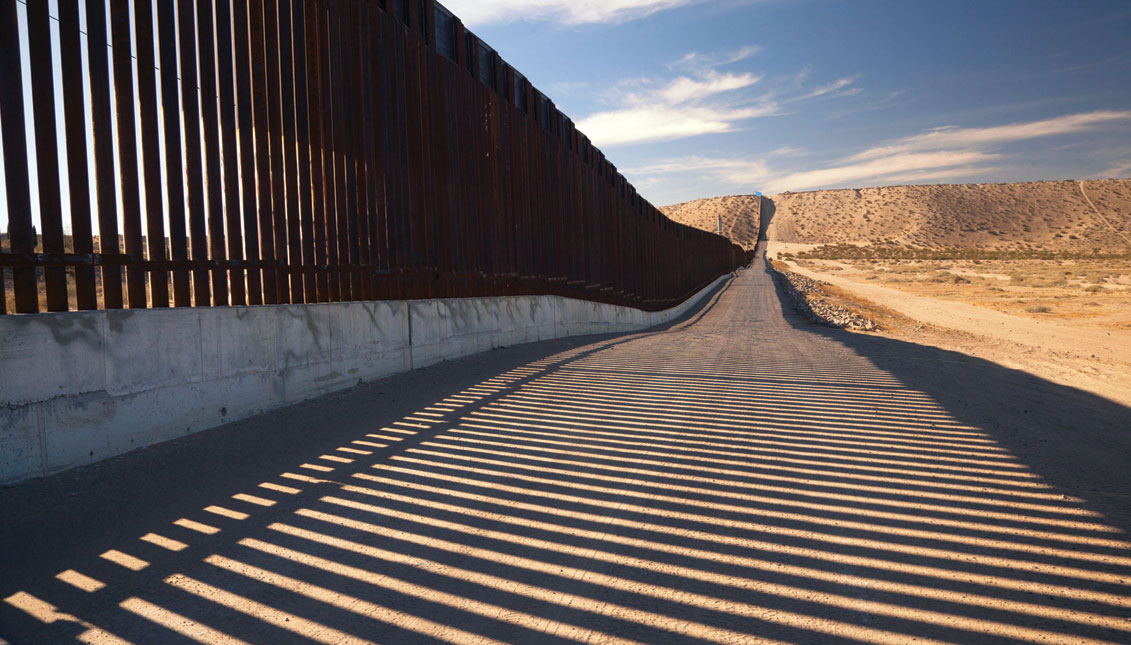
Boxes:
[767,260,877,331]
[660,194,766,248]
[661,180,1131,252]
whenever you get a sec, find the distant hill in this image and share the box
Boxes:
[659,194,764,248]
[661,179,1131,251]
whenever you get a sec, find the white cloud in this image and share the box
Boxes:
[577,46,864,147]
[577,45,784,146]
[878,166,1003,185]
[769,145,806,157]
[655,72,761,104]
[440,0,698,26]
[849,110,1131,161]
[627,111,1131,200]
[673,45,762,72]
[578,105,774,146]
[764,151,999,193]
[763,110,1131,193]
[792,76,858,102]
[628,155,769,178]
[625,155,772,188]
[578,67,773,145]
[625,151,998,197]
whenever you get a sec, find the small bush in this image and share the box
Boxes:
[1025,305,1052,313]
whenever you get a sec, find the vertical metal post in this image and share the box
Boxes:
[59,0,97,310]
[27,1,69,311]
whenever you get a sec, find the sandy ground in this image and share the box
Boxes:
[3,250,1130,644]
[783,256,1131,330]
[770,243,1131,409]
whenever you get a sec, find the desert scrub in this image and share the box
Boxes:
[1025,305,1053,313]
[930,271,970,284]
[796,243,1131,261]
[1010,272,1066,287]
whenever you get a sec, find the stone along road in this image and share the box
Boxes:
[3,253,1130,644]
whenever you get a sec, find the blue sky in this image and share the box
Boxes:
[447,0,1131,205]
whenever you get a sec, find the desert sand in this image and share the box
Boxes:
[778,256,1131,408]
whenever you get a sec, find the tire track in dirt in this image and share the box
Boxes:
[1078,180,1131,247]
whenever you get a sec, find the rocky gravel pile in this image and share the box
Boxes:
[772,266,877,331]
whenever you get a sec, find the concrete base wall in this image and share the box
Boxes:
[0,275,729,484]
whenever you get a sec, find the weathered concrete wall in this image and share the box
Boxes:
[0,274,730,484]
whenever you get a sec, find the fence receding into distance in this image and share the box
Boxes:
[0,0,751,316]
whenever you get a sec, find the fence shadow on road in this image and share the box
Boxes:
[3,268,1131,643]
[764,261,1131,539]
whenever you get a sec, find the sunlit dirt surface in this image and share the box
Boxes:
[793,257,1131,331]
[3,252,1130,644]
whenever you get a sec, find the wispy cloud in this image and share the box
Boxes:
[579,105,776,147]
[848,110,1131,161]
[764,151,999,193]
[627,155,771,185]
[578,46,863,147]
[626,151,998,196]
[1095,160,1131,178]
[441,0,700,27]
[877,165,1005,186]
[825,90,904,120]
[651,71,762,104]
[768,110,1131,192]
[622,153,774,203]
[629,110,1131,200]
[577,63,774,146]
[791,76,859,102]
[672,45,762,72]
[769,145,806,157]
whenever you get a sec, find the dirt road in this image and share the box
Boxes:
[3,252,1130,643]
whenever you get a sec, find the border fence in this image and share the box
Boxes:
[0,0,751,316]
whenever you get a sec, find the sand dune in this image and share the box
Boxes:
[662,180,1131,250]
